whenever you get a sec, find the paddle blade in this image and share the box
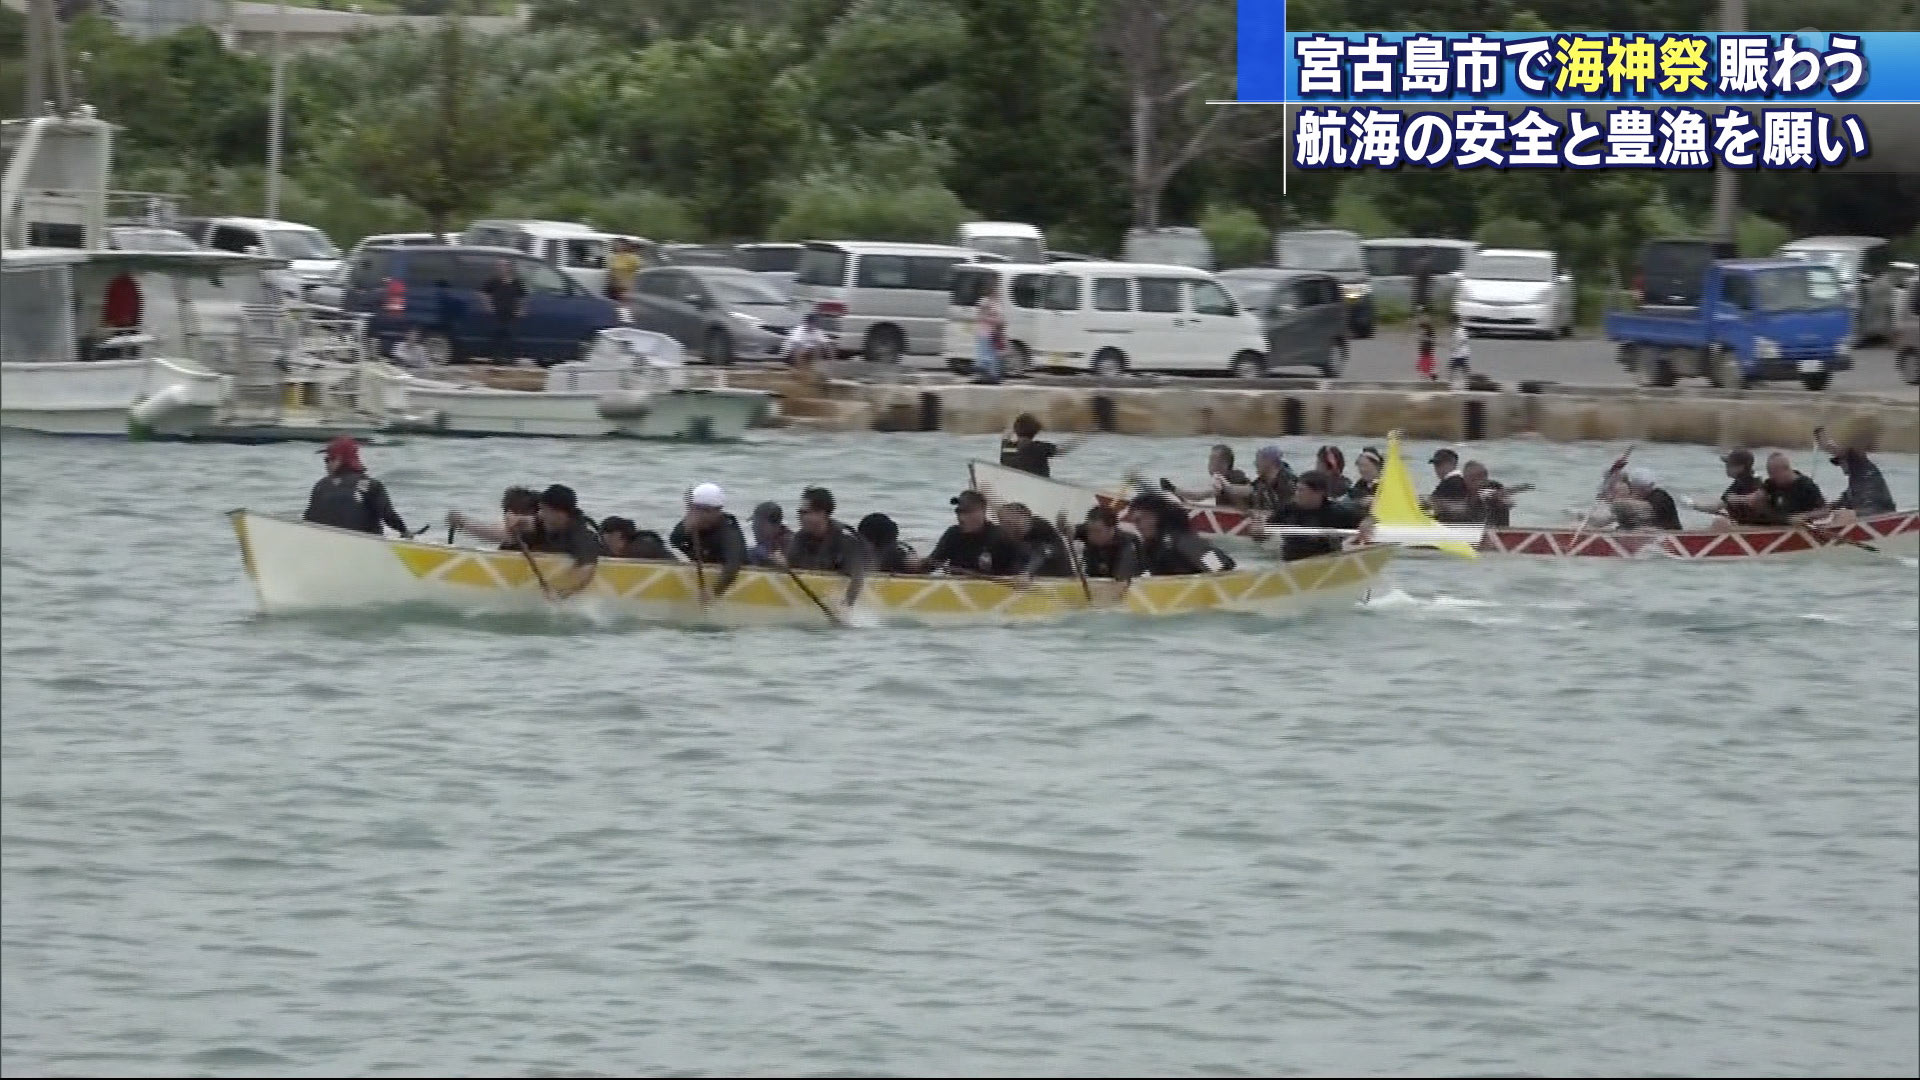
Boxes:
[1378,432,1478,559]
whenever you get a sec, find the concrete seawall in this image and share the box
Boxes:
[735,373,1920,453]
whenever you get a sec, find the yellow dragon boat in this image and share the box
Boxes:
[228,510,1395,627]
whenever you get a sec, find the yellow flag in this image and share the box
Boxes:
[1375,432,1478,559]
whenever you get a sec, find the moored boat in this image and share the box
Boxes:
[1483,511,1919,559]
[229,510,1395,626]
[364,330,770,441]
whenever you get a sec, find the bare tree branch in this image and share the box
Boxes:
[1150,105,1228,188]
[1154,72,1212,107]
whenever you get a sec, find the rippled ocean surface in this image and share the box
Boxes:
[3,430,1917,1077]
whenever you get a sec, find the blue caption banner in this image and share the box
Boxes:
[1233,21,1920,105]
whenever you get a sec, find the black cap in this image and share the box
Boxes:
[1721,448,1755,470]
[1429,447,1458,466]
[800,486,835,515]
[952,490,988,511]
[539,484,578,513]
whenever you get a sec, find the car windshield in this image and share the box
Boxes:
[114,228,198,252]
[1753,266,1844,311]
[1277,234,1362,271]
[970,236,1043,264]
[265,229,339,261]
[1779,248,1854,273]
[1220,279,1271,310]
[1468,254,1552,281]
[709,276,788,306]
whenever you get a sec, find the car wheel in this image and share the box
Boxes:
[1232,351,1266,379]
[422,332,455,366]
[1323,338,1348,378]
[1902,349,1920,386]
[864,325,903,365]
[1093,348,1127,378]
[948,357,973,376]
[1800,371,1831,392]
[1008,342,1032,378]
[704,328,734,367]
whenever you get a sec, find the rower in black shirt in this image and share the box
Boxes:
[994,502,1073,579]
[1426,447,1473,522]
[999,413,1085,478]
[857,513,919,574]
[1697,448,1769,526]
[1130,493,1233,575]
[1164,444,1253,508]
[1073,506,1142,583]
[780,486,868,607]
[305,437,410,536]
[1752,452,1827,525]
[1818,427,1897,519]
[1263,471,1370,561]
[600,517,670,560]
[921,489,1025,575]
[449,484,545,549]
[1609,467,1684,531]
[1348,446,1384,509]
[1224,445,1296,515]
[530,484,600,598]
[669,482,749,597]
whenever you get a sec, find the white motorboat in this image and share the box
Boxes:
[363,329,770,441]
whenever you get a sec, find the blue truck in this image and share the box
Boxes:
[1606,253,1853,391]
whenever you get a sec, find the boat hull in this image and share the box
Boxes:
[1,357,225,437]
[371,367,766,441]
[1482,512,1920,559]
[231,511,1395,626]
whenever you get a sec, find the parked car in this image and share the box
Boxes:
[1637,237,1736,308]
[1033,261,1269,377]
[1776,234,1899,343]
[1275,228,1373,338]
[107,225,200,252]
[1605,257,1851,390]
[732,243,803,296]
[1218,268,1349,376]
[461,220,616,297]
[308,232,443,307]
[627,266,797,365]
[944,262,1051,376]
[1362,237,1478,312]
[659,244,741,268]
[1896,275,1919,385]
[958,221,1046,265]
[788,241,993,363]
[340,244,620,365]
[1456,248,1575,338]
[177,215,342,300]
[1046,249,1100,263]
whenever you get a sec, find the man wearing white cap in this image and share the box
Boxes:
[669,483,748,598]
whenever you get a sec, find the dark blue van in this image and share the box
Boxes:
[342,244,620,365]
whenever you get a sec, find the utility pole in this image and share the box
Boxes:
[24,0,46,117]
[266,0,288,219]
[1710,0,1746,243]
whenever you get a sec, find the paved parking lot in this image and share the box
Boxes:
[887,330,1914,396]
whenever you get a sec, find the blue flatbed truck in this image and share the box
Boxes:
[1607,255,1853,391]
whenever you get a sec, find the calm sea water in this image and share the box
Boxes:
[3,431,1916,1077]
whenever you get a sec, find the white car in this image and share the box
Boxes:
[183,216,343,302]
[1455,248,1575,338]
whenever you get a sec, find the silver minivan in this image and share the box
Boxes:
[1363,237,1478,311]
[789,241,987,363]
[1776,235,1897,343]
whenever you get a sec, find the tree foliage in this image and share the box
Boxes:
[15,0,1914,298]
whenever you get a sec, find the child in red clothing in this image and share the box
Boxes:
[1415,314,1437,380]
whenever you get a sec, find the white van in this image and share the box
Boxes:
[944,263,1051,375]
[461,220,615,297]
[1034,262,1269,377]
[789,241,998,363]
[1123,227,1215,271]
[184,216,341,300]
[958,221,1045,265]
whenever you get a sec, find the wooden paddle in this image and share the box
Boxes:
[1058,512,1093,604]
[1798,517,1880,554]
[513,533,555,600]
[688,525,711,609]
[781,563,844,626]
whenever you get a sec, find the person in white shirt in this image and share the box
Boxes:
[780,312,836,368]
[1447,315,1472,389]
